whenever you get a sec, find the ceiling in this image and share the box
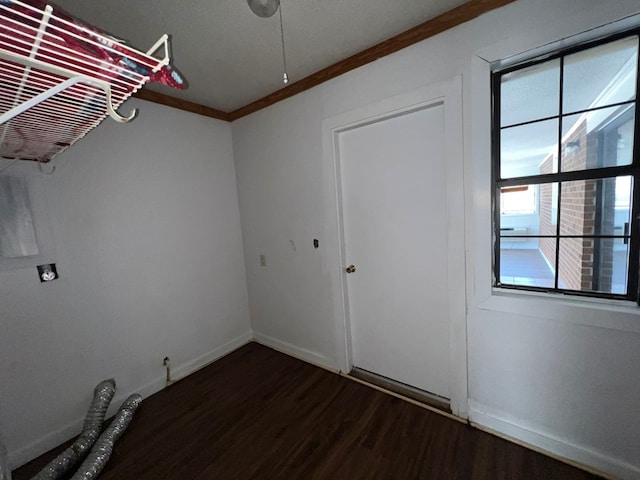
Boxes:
[50,0,469,113]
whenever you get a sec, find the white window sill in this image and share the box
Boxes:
[477,288,640,334]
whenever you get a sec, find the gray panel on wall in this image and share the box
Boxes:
[0,175,39,258]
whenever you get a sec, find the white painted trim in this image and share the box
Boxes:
[251,331,339,372]
[322,78,469,417]
[9,331,252,469]
[469,400,640,480]
[10,417,88,471]
[170,331,253,380]
[467,54,494,311]
[480,290,640,333]
[443,75,469,419]
[481,11,640,71]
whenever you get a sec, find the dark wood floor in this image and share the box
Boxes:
[14,342,602,479]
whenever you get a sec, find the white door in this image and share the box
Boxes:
[339,102,450,399]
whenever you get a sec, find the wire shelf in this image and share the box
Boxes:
[0,0,180,163]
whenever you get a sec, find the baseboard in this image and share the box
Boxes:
[469,400,640,480]
[170,331,253,381]
[251,331,339,373]
[9,331,252,470]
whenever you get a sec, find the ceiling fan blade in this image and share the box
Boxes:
[247,0,280,18]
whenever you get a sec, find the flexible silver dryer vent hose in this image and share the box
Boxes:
[70,394,142,480]
[32,379,116,480]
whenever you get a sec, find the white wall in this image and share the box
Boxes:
[0,99,251,468]
[232,1,640,478]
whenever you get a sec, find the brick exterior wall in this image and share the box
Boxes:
[538,119,601,291]
[539,155,556,277]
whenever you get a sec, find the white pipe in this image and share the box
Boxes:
[163,357,173,386]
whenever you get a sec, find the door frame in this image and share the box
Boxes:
[321,77,468,417]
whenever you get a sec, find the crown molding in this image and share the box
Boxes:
[137,0,517,122]
[134,89,230,122]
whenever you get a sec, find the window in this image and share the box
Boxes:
[493,32,640,300]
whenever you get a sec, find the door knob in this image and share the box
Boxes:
[346,265,356,274]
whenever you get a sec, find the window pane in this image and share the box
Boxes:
[558,238,628,294]
[500,181,557,287]
[501,59,560,127]
[501,119,558,179]
[499,181,557,240]
[499,238,555,288]
[561,106,634,171]
[557,237,591,291]
[537,181,560,231]
[563,36,638,114]
[559,177,632,236]
[610,237,631,295]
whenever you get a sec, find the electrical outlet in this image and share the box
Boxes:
[260,254,266,267]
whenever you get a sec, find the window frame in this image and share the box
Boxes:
[491,28,640,302]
